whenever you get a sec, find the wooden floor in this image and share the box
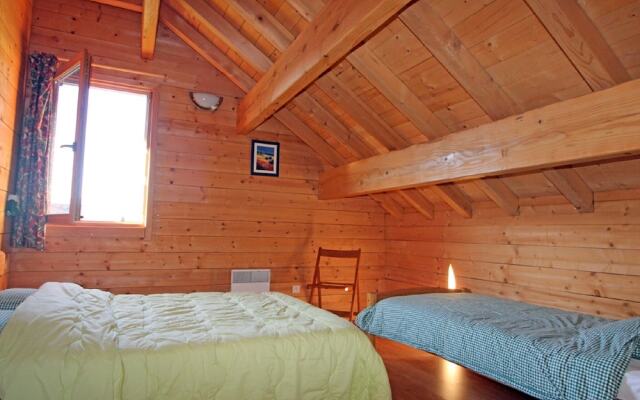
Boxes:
[375,338,534,400]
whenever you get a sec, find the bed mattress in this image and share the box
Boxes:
[357,292,640,400]
[0,282,390,400]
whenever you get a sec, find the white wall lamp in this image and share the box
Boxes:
[190,92,223,111]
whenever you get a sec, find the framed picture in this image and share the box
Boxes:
[251,140,280,177]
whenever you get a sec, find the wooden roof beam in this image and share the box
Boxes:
[141,0,161,59]
[474,177,520,216]
[236,0,413,135]
[90,0,142,13]
[398,189,435,219]
[524,0,630,91]
[318,79,640,199]
[543,168,594,213]
[370,193,404,218]
[431,184,472,218]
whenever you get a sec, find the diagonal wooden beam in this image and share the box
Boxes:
[141,0,161,59]
[236,0,413,135]
[226,0,295,52]
[370,193,404,218]
[398,189,435,219]
[399,1,521,120]
[163,3,407,219]
[524,0,631,91]
[160,6,345,168]
[165,0,273,73]
[318,79,640,199]
[91,0,142,12]
[543,168,594,213]
[431,184,472,218]
[474,177,519,216]
[348,47,450,140]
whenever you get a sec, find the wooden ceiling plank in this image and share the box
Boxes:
[348,46,450,140]
[398,189,435,219]
[226,0,295,52]
[370,193,404,218]
[543,168,594,213]
[431,183,473,218]
[274,108,346,166]
[237,0,413,135]
[160,6,255,91]
[318,79,640,199]
[294,92,378,159]
[399,1,521,120]
[287,0,324,22]
[474,177,520,216]
[524,0,631,91]
[315,74,410,151]
[141,0,161,59]
[165,0,273,73]
[91,0,143,12]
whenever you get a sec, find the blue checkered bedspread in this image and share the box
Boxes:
[356,293,640,400]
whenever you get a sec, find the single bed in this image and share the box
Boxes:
[0,282,390,400]
[357,289,640,400]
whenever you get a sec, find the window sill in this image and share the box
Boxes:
[45,222,147,239]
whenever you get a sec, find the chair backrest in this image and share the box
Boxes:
[317,247,361,260]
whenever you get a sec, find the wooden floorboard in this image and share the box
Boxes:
[375,338,534,400]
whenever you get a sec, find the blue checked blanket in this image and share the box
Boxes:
[356,293,640,400]
[0,289,36,332]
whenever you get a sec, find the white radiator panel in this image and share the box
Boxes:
[230,269,271,292]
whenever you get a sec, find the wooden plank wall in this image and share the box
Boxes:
[385,189,640,319]
[7,0,385,310]
[0,0,33,290]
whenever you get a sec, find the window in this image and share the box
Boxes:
[47,51,154,227]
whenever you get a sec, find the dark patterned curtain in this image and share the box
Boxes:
[10,53,58,250]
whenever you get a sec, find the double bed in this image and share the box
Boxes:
[0,282,390,400]
[358,289,640,400]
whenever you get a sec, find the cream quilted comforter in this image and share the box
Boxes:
[0,282,390,400]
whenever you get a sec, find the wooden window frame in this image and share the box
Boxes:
[46,51,158,241]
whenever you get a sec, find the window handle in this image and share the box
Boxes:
[60,142,76,151]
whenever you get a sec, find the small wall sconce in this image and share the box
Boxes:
[190,92,223,111]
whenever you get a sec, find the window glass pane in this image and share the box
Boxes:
[79,87,149,224]
[47,69,80,215]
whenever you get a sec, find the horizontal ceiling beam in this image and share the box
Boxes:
[318,79,640,199]
[236,0,413,135]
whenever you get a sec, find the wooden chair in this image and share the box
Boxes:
[307,247,361,320]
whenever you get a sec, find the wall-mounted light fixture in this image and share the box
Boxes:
[190,92,223,111]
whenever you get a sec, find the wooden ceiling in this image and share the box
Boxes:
[91,0,640,219]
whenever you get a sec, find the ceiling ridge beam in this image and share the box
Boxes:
[524,0,631,92]
[236,0,413,135]
[318,78,640,199]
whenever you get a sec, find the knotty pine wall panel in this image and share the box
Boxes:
[385,191,640,319]
[8,0,386,309]
[0,0,32,289]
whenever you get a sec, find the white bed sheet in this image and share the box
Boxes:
[619,359,640,400]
